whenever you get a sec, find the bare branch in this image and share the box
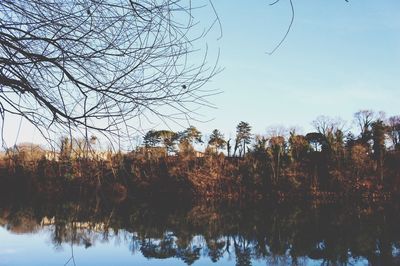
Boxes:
[267,0,294,55]
[0,0,221,145]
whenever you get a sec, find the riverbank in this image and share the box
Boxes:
[0,154,398,204]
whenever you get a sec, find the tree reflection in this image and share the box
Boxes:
[1,197,400,265]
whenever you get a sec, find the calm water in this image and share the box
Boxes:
[1,196,399,266]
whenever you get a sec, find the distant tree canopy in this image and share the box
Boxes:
[234,121,252,157]
[208,129,226,152]
[180,126,203,146]
[387,116,400,149]
[0,0,218,143]
[5,108,400,195]
[142,126,202,154]
[139,109,400,163]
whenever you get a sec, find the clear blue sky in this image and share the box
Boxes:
[4,0,400,148]
[196,0,400,138]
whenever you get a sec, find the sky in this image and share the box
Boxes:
[196,0,400,138]
[3,0,400,149]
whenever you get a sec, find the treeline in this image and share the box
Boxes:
[1,109,400,200]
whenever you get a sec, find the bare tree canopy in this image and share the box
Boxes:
[0,0,220,144]
[312,115,345,137]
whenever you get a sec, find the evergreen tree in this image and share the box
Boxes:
[234,121,252,157]
[208,129,226,153]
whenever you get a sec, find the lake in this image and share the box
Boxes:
[0,195,399,266]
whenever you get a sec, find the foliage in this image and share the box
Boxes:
[234,121,252,157]
[208,129,226,153]
[2,109,400,200]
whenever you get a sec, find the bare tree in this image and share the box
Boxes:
[312,115,345,137]
[387,116,400,149]
[353,110,375,141]
[0,0,220,146]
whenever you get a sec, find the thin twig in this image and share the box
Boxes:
[267,0,295,55]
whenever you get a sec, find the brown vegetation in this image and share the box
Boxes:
[1,110,400,202]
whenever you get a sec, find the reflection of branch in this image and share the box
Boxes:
[267,0,295,55]
[63,244,77,266]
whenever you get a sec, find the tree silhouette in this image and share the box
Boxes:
[179,126,203,146]
[156,130,179,154]
[371,120,386,181]
[306,132,325,152]
[387,116,400,149]
[208,129,226,153]
[354,110,375,144]
[0,0,219,143]
[143,130,161,148]
[234,121,252,157]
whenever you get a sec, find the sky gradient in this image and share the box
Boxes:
[197,0,400,137]
[3,0,400,148]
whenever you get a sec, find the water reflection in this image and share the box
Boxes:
[1,196,400,266]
